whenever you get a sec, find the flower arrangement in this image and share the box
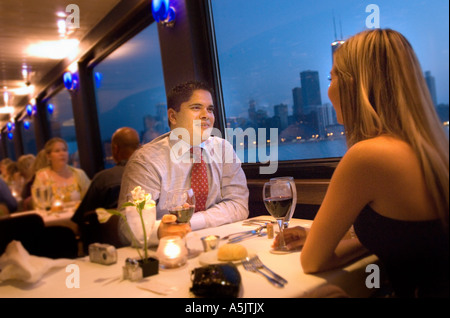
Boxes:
[96,186,156,263]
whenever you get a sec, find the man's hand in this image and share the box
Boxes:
[158,214,191,239]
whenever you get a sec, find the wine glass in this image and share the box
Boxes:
[270,176,296,228]
[166,188,197,257]
[31,185,53,213]
[263,180,294,252]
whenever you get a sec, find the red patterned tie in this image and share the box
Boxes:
[191,147,208,212]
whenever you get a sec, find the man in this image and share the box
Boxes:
[71,127,140,226]
[118,80,249,246]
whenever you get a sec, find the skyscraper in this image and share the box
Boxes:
[300,70,322,113]
[424,71,437,106]
[331,40,345,63]
[292,87,303,118]
[331,15,345,63]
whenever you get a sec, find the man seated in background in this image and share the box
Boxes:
[71,127,140,249]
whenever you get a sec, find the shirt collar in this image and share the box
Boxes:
[169,133,213,160]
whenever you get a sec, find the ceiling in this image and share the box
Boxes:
[0,0,121,126]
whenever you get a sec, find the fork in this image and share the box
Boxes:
[250,255,288,285]
[242,258,284,288]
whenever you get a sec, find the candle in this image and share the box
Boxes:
[156,236,187,269]
[51,199,64,212]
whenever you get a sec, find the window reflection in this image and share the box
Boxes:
[46,88,79,167]
[21,118,37,155]
[93,23,168,168]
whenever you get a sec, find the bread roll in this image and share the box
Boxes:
[217,243,248,261]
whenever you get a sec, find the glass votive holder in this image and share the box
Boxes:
[156,236,187,269]
[201,235,220,252]
[51,198,64,212]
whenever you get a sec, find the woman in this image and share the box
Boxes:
[275,29,449,298]
[32,138,91,206]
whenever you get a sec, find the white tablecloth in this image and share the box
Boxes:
[0,217,379,298]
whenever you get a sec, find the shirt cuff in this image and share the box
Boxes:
[190,212,206,231]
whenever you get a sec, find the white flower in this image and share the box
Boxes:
[95,208,113,224]
[130,186,156,207]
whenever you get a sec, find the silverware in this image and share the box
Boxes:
[249,255,288,285]
[242,257,284,288]
[228,226,265,243]
[222,224,266,241]
[228,232,266,243]
[242,218,274,226]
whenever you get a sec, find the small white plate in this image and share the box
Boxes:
[198,249,255,265]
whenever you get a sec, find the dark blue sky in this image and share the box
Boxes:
[212,0,449,117]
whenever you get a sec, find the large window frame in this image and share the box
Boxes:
[204,0,338,179]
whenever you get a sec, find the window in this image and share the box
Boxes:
[210,0,449,165]
[93,23,168,168]
[20,118,37,155]
[46,88,79,167]
[2,130,16,160]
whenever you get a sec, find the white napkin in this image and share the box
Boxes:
[0,240,72,284]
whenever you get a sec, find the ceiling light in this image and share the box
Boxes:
[11,84,35,96]
[0,106,15,114]
[26,39,79,60]
[3,91,9,105]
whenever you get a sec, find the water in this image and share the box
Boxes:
[236,137,347,163]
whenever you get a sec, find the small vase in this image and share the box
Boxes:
[138,257,159,277]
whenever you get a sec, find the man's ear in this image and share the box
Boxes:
[168,108,177,127]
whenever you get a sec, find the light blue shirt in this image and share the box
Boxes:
[118,132,249,245]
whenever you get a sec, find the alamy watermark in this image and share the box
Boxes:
[66,4,80,29]
[169,121,278,174]
[366,4,380,29]
[365,263,380,289]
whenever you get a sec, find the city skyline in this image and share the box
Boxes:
[212,0,449,119]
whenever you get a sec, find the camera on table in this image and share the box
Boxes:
[88,243,117,265]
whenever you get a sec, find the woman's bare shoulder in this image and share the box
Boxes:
[346,136,416,165]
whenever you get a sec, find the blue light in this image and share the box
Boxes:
[166,6,176,23]
[7,132,13,140]
[6,122,13,131]
[63,72,73,90]
[152,0,170,22]
[24,121,30,130]
[72,73,79,90]
[26,104,33,116]
[94,72,102,88]
[47,103,54,114]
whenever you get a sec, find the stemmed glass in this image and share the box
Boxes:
[270,176,296,228]
[31,185,53,214]
[166,188,197,258]
[263,180,294,252]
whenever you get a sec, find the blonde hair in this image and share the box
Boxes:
[44,137,68,155]
[17,154,36,180]
[333,29,449,227]
[32,149,49,172]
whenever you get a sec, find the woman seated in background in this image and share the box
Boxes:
[275,29,449,298]
[32,138,91,208]
[20,150,48,211]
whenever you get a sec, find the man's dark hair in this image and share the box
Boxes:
[167,80,213,112]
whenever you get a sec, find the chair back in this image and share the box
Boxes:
[0,213,45,255]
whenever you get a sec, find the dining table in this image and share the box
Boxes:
[0,216,380,299]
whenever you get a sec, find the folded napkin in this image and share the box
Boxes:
[0,240,72,284]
